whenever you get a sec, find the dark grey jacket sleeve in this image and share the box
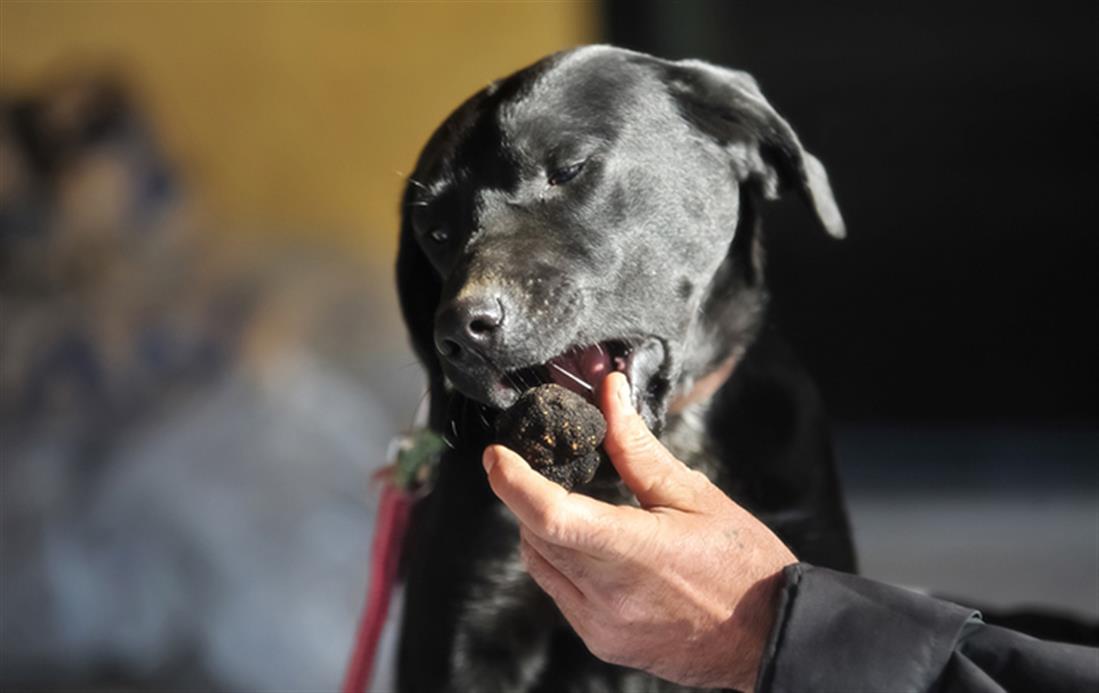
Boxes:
[756,563,1099,693]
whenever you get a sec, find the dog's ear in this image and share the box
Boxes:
[662,59,845,238]
[395,181,448,426]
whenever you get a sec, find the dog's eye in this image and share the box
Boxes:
[429,227,450,244]
[547,161,586,186]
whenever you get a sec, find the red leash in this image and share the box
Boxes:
[343,427,444,692]
[341,482,414,693]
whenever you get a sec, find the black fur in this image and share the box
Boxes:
[395,46,855,693]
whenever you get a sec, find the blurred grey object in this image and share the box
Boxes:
[0,76,420,688]
[839,426,1099,620]
[2,366,389,688]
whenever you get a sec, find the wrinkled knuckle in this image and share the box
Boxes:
[609,592,645,627]
[608,421,651,458]
[640,467,678,497]
[625,427,658,457]
[539,506,569,542]
[608,592,633,622]
[588,517,625,556]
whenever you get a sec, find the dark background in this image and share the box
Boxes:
[606,1,1098,620]
[607,0,1099,423]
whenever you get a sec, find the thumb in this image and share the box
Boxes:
[599,372,694,508]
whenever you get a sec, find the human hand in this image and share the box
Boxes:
[483,372,797,692]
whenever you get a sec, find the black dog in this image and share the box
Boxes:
[395,46,855,693]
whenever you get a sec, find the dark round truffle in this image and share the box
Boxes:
[495,384,607,490]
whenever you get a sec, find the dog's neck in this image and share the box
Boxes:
[657,346,752,482]
[674,187,766,391]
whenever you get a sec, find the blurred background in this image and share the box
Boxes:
[1,1,1095,689]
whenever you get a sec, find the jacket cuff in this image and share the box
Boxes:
[756,563,977,692]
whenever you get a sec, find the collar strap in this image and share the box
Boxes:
[667,354,738,415]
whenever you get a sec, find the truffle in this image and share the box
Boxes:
[495,384,607,490]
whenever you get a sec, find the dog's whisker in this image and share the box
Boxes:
[493,363,521,392]
[397,169,431,192]
[407,387,432,430]
[441,434,456,450]
[525,369,542,389]
[550,362,593,392]
[500,368,523,393]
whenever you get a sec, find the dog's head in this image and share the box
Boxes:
[397,46,842,431]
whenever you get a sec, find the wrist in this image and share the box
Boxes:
[723,566,790,692]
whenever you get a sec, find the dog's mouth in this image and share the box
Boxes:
[505,339,630,403]
[493,337,666,414]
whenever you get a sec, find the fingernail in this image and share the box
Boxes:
[617,376,631,406]
[482,446,498,474]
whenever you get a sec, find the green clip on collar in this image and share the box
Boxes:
[390,428,447,493]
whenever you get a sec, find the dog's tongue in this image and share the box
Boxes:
[548,346,611,399]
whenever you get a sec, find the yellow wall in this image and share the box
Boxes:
[0,0,598,260]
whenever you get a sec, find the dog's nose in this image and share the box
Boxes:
[434,294,505,360]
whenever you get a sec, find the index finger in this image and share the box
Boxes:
[483,444,624,555]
